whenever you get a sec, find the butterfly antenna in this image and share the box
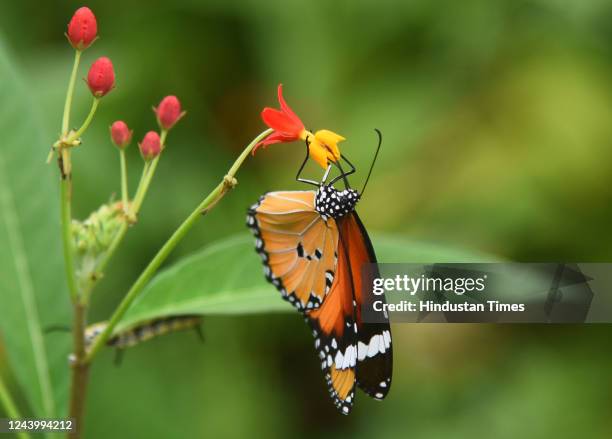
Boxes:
[360,128,382,196]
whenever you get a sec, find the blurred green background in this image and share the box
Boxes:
[1,0,612,437]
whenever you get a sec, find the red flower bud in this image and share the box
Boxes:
[139,131,161,160]
[87,57,115,97]
[110,121,132,149]
[154,95,185,130]
[67,7,97,51]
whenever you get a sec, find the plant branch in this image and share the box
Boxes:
[130,130,167,216]
[60,169,78,302]
[131,160,150,213]
[58,51,82,302]
[66,97,100,144]
[85,128,272,361]
[119,149,128,212]
[67,301,89,439]
[79,132,166,300]
[96,157,154,272]
[61,50,81,135]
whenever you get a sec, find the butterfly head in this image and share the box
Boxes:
[315,184,360,219]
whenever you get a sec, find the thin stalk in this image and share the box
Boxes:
[119,149,128,212]
[85,128,272,361]
[130,130,167,215]
[62,51,82,135]
[0,375,31,439]
[67,301,88,439]
[59,50,82,302]
[131,160,151,212]
[130,156,158,215]
[78,157,152,302]
[66,98,100,144]
[60,171,78,301]
[101,158,153,268]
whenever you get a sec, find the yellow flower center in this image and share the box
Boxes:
[302,129,346,169]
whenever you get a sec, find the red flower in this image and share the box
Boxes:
[255,84,345,168]
[254,84,307,153]
[67,7,97,51]
[155,95,185,130]
[110,121,132,149]
[139,131,161,160]
[87,57,115,97]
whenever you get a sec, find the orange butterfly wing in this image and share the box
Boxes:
[338,213,393,400]
[247,191,338,311]
[305,236,358,414]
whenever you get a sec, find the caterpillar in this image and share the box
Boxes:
[85,314,203,352]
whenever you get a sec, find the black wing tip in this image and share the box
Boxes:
[331,392,355,415]
[357,376,392,401]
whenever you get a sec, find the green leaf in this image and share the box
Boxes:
[117,232,497,331]
[115,235,290,332]
[0,42,71,417]
[371,233,502,262]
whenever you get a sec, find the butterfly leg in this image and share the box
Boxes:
[296,138,321,187]
[329,156,356,188]
[320,163,334,185]
[340,154,356,178]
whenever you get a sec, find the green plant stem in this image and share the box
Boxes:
[79,135,163,301]
[130,130,167,215]
[85,128,272,362]
[66,98,100,144]
[102,159,153,267]
[119,149,128,212]
[58,50,82,302]
[0,375,31,439]
[62,50,81,135]
[60,170,78,301]
[67,302,88,439]
[130,156,159,215]
[131,160,150,211]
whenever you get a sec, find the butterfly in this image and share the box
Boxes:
[247,129,392,414]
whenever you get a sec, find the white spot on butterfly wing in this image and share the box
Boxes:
[342,345,356,369]
[334,351,344,368]
[357,333,391,361]
[383,329,391,347]
[357,341,367,361]
[367,335,381,357]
